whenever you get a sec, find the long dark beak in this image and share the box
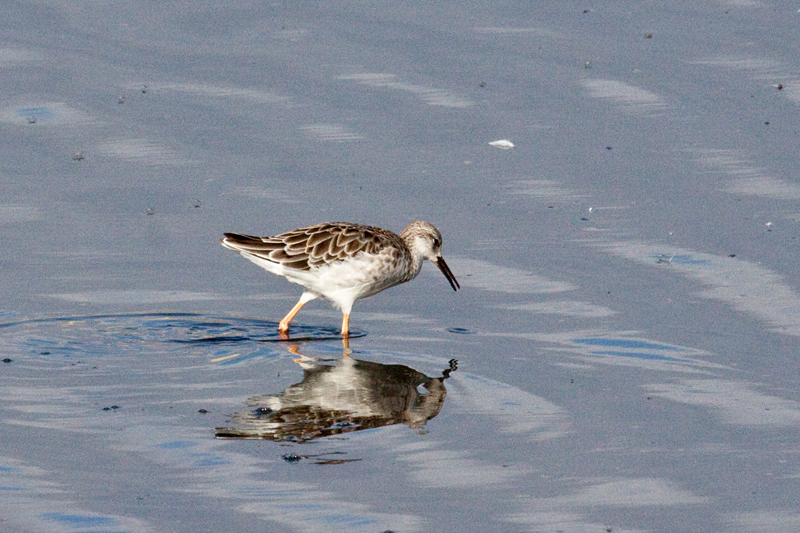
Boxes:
[435,257,460,291]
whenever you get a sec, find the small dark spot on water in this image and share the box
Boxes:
[728,254,736,258]
[580,217,588,221]
[282,453,302,463]
[314,458,362,465]
[2,358,12,363]
[102,405,120,411]
[198,409,208,414]
[605,146,612,150]
[447,327,475,335]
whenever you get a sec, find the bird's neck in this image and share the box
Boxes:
[402,249,425,283]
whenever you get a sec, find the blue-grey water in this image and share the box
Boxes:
[3,1,800,531]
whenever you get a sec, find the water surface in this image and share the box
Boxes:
[2,1,800,531]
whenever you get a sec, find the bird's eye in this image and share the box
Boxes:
[433,238,441,248]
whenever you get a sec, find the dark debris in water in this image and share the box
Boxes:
[102,405,120,411]
[2,358,11,363]
[315,458,361,465]
[446,327,475,335]
[281,451,358,465]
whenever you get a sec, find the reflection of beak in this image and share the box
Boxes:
[435,257,460,292]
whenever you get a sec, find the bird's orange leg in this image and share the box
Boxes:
[341,313,350,338]
[279,299,307,333]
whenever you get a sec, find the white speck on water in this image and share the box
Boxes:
[488,139,514,149]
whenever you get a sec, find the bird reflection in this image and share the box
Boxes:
[216,344,457,442]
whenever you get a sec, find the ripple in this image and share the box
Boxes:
[0,313,363,362]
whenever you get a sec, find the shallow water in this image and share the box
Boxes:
[3,0,800,531]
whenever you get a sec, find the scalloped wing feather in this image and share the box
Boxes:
[222,223,402,271]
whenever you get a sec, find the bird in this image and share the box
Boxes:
[221,221,459,337]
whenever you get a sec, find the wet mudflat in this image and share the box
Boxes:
[2,1,800,531]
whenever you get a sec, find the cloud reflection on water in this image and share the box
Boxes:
[592,240,800,336]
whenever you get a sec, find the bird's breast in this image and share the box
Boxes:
[309,251,417,299]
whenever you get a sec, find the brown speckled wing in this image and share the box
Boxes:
[223,222,401,271]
